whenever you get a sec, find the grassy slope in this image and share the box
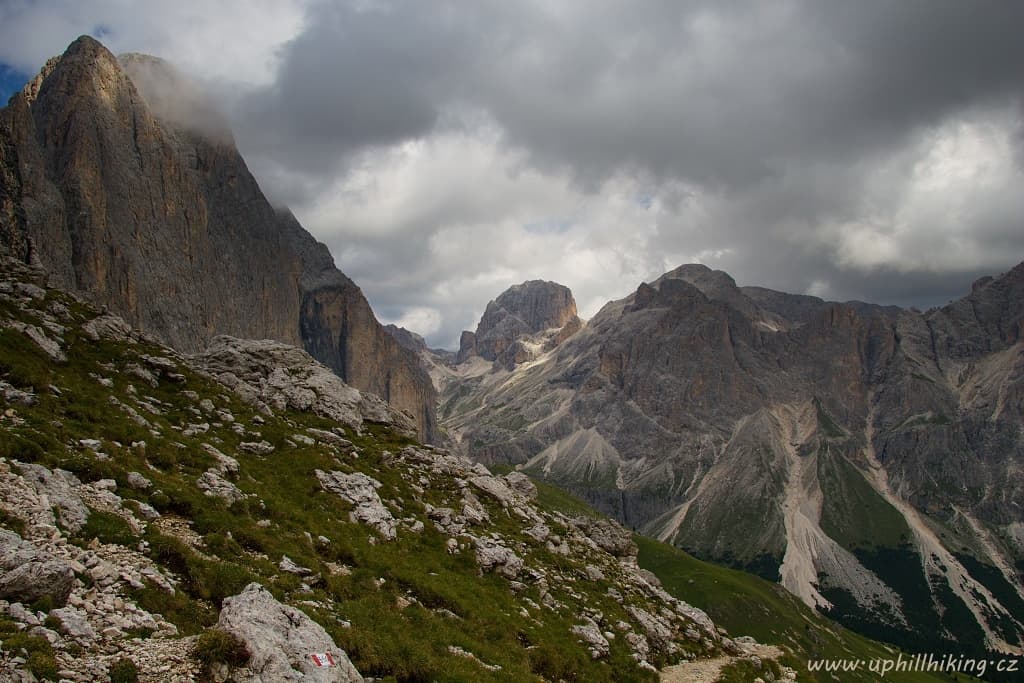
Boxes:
[0,283,673,682]
[636,536,985,683]
[531,474,972,682]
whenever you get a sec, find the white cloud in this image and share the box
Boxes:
[0,0,308,85]
[287,127,676,347]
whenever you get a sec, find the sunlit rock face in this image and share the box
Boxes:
[0,36,436,442]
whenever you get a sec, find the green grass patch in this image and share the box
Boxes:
[818,449,910,551]
[0,630,59,680]
[635,535,967,683]
[75,509,139,546]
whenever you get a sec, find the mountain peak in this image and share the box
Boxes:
[0,36,438,442]
[118,51,234,144]
[458,280,580,366]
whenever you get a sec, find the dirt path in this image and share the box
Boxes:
[660,645,784,683]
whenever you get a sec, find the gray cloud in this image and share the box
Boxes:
[3,1,1023,347]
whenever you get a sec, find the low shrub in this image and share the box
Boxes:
[194,628,250,668]
[108,657,139,683]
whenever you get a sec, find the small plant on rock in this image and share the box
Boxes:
[194,628,250,670]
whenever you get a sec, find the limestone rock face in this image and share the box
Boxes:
[0,36,436,442]
[216,583,363,682]
[458,280,581,366]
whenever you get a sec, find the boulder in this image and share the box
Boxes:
[16,462,89,533]
[0,530,76,606]
[502,472,537,500]
[197,470,246,504]
[82,314,133,342]
[571,617,610,659]
[316,470,396,540]
[216,583,362,682]
[474,536,523,579]
[570,517,637,558]
[468,475,518,507]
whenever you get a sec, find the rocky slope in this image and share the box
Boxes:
[0,255,790,682]
[439,262,1024,661]
[0,36,436,442]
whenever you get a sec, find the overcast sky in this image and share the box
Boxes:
[2,1,1023,348]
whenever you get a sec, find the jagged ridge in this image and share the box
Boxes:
[439,261,1024,661]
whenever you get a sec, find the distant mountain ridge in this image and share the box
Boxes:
[437,261,1024,659]
[0,36,436,441]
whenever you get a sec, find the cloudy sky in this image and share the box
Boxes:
[2,1,1023,348]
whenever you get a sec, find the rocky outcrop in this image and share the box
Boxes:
[194,335,417,437]
[0,36,436,442]
[316,470,398,540]
[457,280,581,366]
[215,583,363,683]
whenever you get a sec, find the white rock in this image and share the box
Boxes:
[82,314,133,342]
[316,470,397,541]
[195,336,416,437]
[239,441,275,456]
[473,537,523,579]
[216,583,362,682]
[571,617,610,659]
[196,470,246,504]
[502,472,538,500]
[126,472,152,490]
[50,606,96,641]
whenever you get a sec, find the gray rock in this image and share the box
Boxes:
[460,492,489,526]
[0,530,75,605]
[625,605,674,650]
[216,583,362,682]
[5,321,65,361]
[473,536,523,579]
[49,606,95,640]
[1,380,37,406]
[16,462,89,533]
[126,471,152,490]
[13,282,45,300]
[238,440,275,456]
[306,429,353,450]
[196,337,418,438]
[570,517,637,558]
[316,470,397,540]
[201,443,240,475]
[278,556,312,576]
[81,314,133,342]
[468,475,519,507]
[502,472,537,500]
[197,470,246,504]
[571,617,610,659]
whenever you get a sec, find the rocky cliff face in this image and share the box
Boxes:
[457,280,581,369]
[440,262,1024,658]
[0,36,436,442]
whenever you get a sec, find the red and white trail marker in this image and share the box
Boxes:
[310,653,336,667]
